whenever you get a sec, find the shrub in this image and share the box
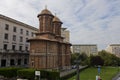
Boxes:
[0,67,22,78]
[0,67,60,80]
[17,69,35,80]
[47,71,60,80]
[17,69,60,80]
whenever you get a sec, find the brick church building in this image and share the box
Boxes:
[28,8,71,69]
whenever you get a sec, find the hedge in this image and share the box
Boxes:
[0,67,23,78]
[0,67,60,80]
[47,71,60,80]
[17,69,60,80]
[17,69,35,80]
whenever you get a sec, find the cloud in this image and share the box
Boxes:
[0,0,120,50]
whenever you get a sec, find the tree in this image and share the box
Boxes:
[98,50,120,66]
[71,53,80,65]
[71,53,88,65]
[90,55,104,66]
[78,53,88,65]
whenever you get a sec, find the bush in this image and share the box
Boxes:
[17,69,35,80]
[47,71,60,80]
[90,56,104,66]
[0,67,60,80]
[17,69,60,80]
[0,67,22,78]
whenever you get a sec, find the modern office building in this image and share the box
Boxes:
[0,14,38,67]
[28,8,71,69]
[72,44,98,56]
[105,44,120,57]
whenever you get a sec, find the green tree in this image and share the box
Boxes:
[71,53,80,65]
[71,53,89,65]
[98,50,120,66]
[79,53,88,65]
[90,55,104,66]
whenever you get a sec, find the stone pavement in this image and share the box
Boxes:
[112,73,120,80]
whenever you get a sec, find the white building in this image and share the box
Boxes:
[0,14,38,67]
[61,28,70,42]
[72,44,98,56]
[106,44,120,57]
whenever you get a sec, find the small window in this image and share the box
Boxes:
[4,33,8,40]
[26,38,28,42]
[12,45,16,50]
[13,26,17,32]
[13,35,16,41]
[10,59,15,66]
[24,58,27,64]
[20,29,23,34]
[18,59,21,65]
[20,36,23,42]
[19,46,22,51]
[1,59,6,67]
[5,24,9,30]
[3,44,7,50]
[26,30,29,36]
[31,32,34,37]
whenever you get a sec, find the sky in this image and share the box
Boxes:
[0,0,120,50]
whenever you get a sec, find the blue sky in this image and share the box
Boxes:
[0,0,120,50]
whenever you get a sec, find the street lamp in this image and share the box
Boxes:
[118,58,120,72]
[31,61,34,68]
[74,60,81,80]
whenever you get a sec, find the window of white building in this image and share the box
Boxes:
[4,33,8,40]
[13,26,17,32]
[5,24,9,30]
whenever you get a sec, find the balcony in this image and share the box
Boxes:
[0,49,29,54]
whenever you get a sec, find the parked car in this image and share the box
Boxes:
[72,65,77,69]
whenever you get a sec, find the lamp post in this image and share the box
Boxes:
[74,60,81,80]
[118,58,120,73]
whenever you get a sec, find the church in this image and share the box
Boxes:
[28,8,71,69]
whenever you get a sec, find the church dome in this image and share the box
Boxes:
[53,16,62,22]
[37,8,53,17]
[40,9,52,15]
[41,9,52,15]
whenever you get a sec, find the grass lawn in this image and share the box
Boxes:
[68,67,119,80]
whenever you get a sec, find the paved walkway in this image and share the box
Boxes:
[112,73,120,80]
[60,66,87,77]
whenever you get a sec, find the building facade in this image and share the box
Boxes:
[105,44,120,57]
[28,8,71,69]
[0,14,38,67]
[72,44,98,56]
[61,28,70,43]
